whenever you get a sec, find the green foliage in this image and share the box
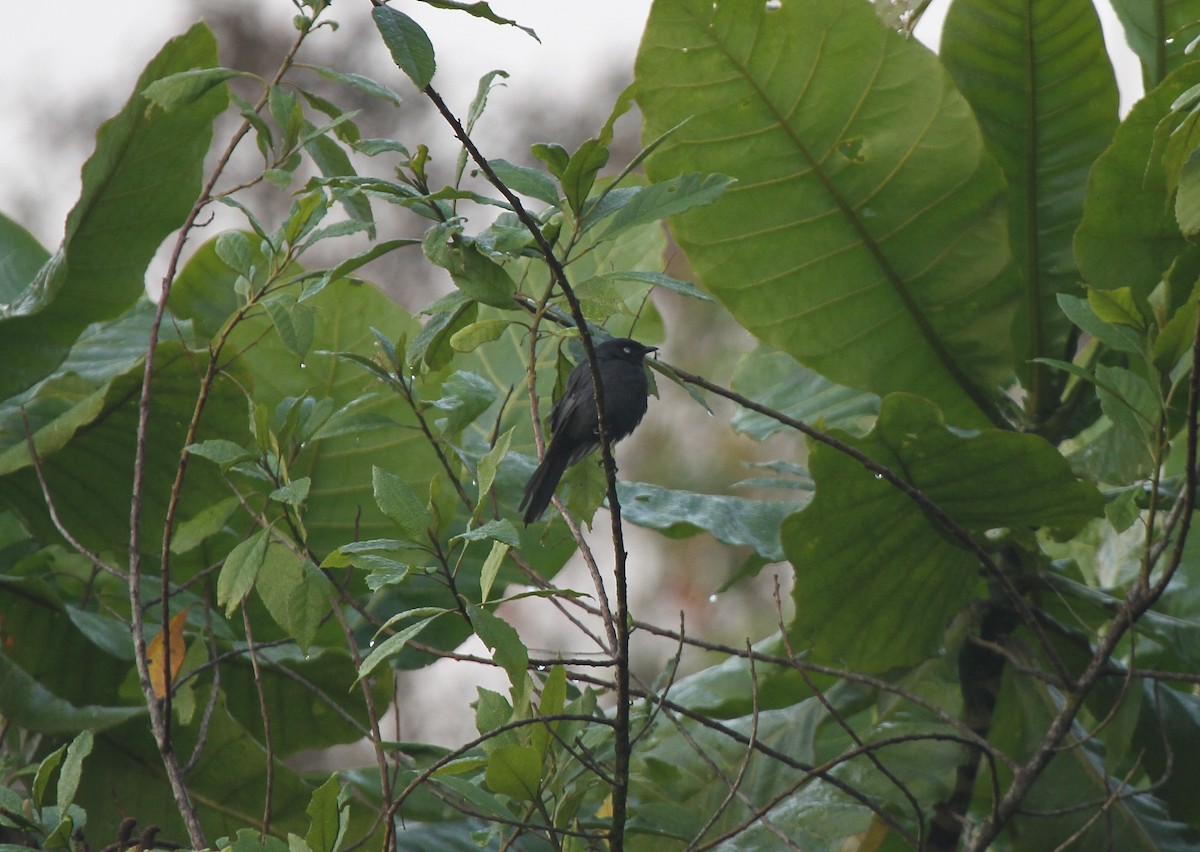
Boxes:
[637,0,1017,427]
[4,0,1200,850]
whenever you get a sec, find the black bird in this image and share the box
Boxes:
[520,338,657,524]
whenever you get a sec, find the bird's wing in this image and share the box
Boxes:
[548,360,594,435]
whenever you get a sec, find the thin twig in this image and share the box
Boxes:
[686,641,761,850]
[126,18,319,848]
[666,362,1073,690]
[20,407,125,580]
[421,81,637,847]
[241,605,275,838]
[965,304,1200,848]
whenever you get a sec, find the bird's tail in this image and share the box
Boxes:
[520,440,571,525]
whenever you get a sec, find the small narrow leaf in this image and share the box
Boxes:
[596,173,735,240]
[372,467,430,543]
[32,744,67,809]
[56,731,93,811]
[561,139,609,215]
[418,0,539,40]
[476,427,514,511]
[469,605,528,695]
[479,540,511,604]
[218,528,270,616]
[358,610,447,681]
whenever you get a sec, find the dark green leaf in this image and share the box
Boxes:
[469,605,528,695]
[218,528,270,616]
[0,23,226,398]
[269,476,312,506]
[730,347,880,441]
[430,370,496,435]
[531,142,569,179]
[187,439,257,469]
[785,393,1101,669]
[0,654,143,734]
[941,0,1117,407]
[255,543,330,652]
[1076,63,1200,299]
[448,243,516,308]
[373,466,429,543]
[305,774,348,852]
[0,211,50,304]
[561,138,609,215]
[1057,294,1143,354]
[453,519,520,547]
[372,5,436,89]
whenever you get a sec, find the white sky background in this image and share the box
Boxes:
[0,0,1140,250]
[0,0,656,248]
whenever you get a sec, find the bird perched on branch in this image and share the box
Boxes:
[520,338,657,524]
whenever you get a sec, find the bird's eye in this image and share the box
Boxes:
[623,345,632,354]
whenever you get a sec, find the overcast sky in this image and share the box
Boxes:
[0,0,1138,250]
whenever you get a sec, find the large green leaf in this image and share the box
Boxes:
[0,211,50,305]
[783,394,1102,671]
[1075,63,1200,299]
[220,643,393,757]
[1109,0,1200,89]
[636,0,1016,426]
[729,346,879,441]
[941,0,1118,418]
[616,481,802,562]
[0,654,143,735]
[1131,683,1200,824]
[0,339,244,561]
[0,23,227,398]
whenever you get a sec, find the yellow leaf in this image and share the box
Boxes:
[147,606,190,699]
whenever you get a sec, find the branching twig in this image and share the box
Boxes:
[20,408,125,581]
[421,81,638,847]
[964,304,1200,848]
[126,17,321,848]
